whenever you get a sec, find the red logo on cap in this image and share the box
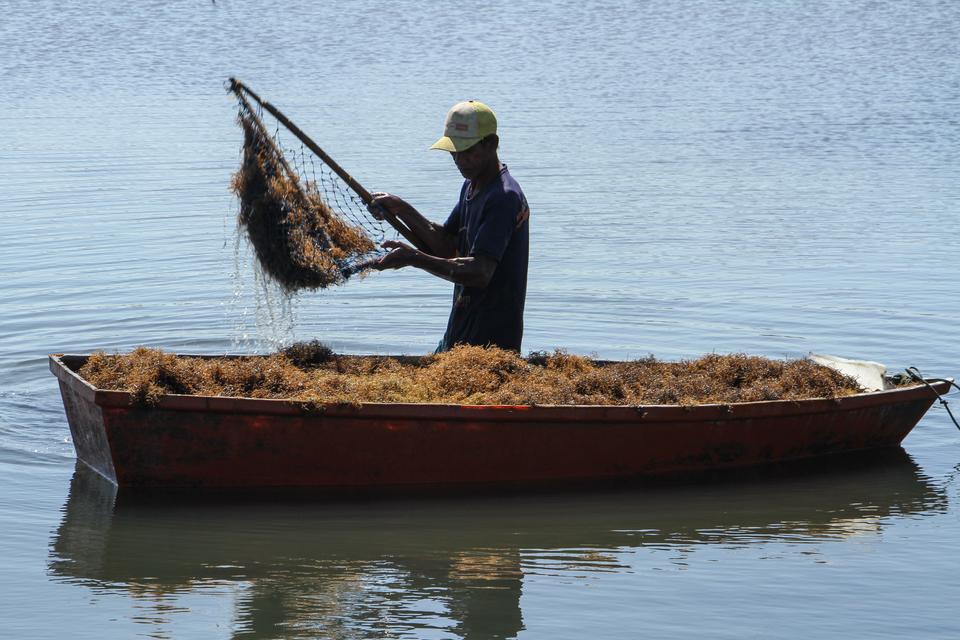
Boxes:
[454,123,469,131]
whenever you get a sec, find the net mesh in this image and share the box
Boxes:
[229,92,391,292]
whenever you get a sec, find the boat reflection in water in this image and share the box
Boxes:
[49,450,946,639]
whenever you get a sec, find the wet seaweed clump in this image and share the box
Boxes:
[230,111,376,291]
[281,340,335,368]
[78,346,866,408]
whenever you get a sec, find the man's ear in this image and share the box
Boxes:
[484,134,500,151]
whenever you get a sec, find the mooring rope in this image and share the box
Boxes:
[905,367,960,431]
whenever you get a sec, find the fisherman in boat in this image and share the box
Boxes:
[368,100,530,353]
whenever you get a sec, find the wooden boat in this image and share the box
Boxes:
[50,353,952,490]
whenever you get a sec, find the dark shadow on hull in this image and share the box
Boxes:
[100,446,937,505]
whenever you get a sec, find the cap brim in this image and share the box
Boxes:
[430,135,483,152]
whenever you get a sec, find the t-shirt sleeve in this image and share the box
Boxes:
[469,189,523,262]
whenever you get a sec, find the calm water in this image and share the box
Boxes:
[2,0,959,637]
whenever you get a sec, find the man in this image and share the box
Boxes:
[368,100,530,352]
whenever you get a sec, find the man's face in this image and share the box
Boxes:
[451,137,495,180]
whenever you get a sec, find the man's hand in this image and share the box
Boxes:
[367,192,412,221]
[373,240,419,271]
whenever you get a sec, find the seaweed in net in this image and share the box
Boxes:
[228,79,392,291]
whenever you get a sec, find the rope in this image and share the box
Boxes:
[905,367,960,432]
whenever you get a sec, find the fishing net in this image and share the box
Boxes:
[228,79,393,291]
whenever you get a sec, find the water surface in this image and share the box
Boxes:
[2,1,959,638]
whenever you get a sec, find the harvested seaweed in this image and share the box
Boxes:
[79,345,866,408]
[280,339,335,368]
[230,110,376,291]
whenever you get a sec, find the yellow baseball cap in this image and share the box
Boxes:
[430,100,497,152]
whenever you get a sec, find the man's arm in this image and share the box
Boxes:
[374,241,497,288]
[368,193,458,259]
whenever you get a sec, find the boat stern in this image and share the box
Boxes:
[50,355,117,484]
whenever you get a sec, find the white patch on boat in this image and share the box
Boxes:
[808,354,888,392]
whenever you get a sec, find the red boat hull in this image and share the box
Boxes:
[50,354,950,489]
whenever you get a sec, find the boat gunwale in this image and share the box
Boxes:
[49,353,954,424]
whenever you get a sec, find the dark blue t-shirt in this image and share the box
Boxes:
[439,165,529,352]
